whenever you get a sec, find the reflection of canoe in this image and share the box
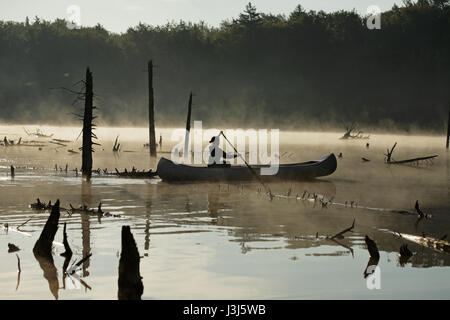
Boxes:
[393,232,450,255]
[157,153,337,182]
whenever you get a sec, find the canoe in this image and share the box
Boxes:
[156,153,337,182]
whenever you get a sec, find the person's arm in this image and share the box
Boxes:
[222,150,238,159]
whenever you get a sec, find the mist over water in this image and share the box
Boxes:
[0,125,449,299]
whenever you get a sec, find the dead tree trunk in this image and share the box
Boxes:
[82,68,93,180]
[184,92,193,161]
[118,226,143,300]
[446,107,449,149]
[148,60,157,157]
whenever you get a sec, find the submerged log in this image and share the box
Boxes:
[118,226,143,300]
[33,199,60,260]
[385,142,437,165]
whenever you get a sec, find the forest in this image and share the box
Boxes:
[0,0,449,132]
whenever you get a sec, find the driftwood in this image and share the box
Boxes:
[31,198,53,211]
[52,138,72,143]
[48,141,67,147]
[118,226,143,300]
[114,167,158,178]
[329,219,355,240]
[385,142,438,165]
[340,123,370,140]
[23,127,54,138]
[68,202,120,218]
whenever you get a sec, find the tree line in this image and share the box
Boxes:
[0,0,449,132]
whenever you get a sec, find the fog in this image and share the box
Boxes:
[0,2,449,133]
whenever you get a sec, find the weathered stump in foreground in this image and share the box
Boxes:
[33,199,61,300]
[118,226,144,300]
[33,199,60,260]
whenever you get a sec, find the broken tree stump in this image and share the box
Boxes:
[118,226,143,300]
[33,199,60,260]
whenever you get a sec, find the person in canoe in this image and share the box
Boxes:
[208,134,237,167]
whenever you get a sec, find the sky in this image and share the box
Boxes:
[0,0,404,33]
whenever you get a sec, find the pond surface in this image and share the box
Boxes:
[0,125,449,299]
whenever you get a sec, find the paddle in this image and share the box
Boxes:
[220,131,273,200]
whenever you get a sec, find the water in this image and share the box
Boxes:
[0,125,449,300]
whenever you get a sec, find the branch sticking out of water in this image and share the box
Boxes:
[329,219,355,240]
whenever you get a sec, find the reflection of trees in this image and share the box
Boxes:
[118,226,143,300]
[145,200,151,255]
[34,253,59,300]
[81,181,91,277]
